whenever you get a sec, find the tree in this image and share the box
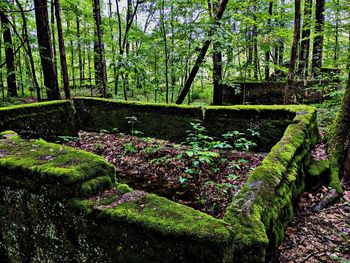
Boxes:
[54,0,70,99]
[311,0,325,78]
[209,0,223,105]
[0,5,17,97]
[15,0,40,101]
[92,0,107,97]
[33,0,61,100]
[297,0,312,79]
[176,0,229,105]
[327,32,350,193]
[283,0,301,104]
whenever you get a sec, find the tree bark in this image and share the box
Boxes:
[33,0,60,100]
[328,32,350,187]
[311,0,325,78]
[160,0,169,103]
[0,9,17,97]
[16,0,40,100]
[265,1,273,81]
[92,0,107,97]
[176,0,229,105]
[54,0,70,99]
[209,0,223,105]
[283,0,301,104]
[76,16,83,89]
[297,0,312,79]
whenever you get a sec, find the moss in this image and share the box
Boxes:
[222,104,318,261]
[0,131,115,198]
[0,100,77,137]
[308,160,329,177]
[115,183,133,194]
[99,193,233,244]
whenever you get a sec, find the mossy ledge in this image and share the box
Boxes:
[224,105,319,261]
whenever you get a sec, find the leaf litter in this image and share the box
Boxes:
[63,131,266,218]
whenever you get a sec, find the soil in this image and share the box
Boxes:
[62,131,266,218]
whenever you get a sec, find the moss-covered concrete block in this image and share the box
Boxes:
[74,97,203,143]
[224,105,318,261]
[203,105,296,151]
[0,100,77,138]
[0,131,115,198]
[0,101,320,262]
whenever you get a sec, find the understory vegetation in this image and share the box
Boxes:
[61,122,265,218]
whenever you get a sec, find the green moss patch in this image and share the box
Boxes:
[0,131,115,198]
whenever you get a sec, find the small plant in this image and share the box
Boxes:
[56,135,79,143]
[123,142,137,154]
[125,116,143,136]
[93,143,105,154]
[222,129,259,151]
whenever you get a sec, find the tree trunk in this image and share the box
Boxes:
[0,30,4,101]
[92,0,107,97]
[160,0,169,103]
[209,0,223,105]
[0,9,17,97]
[16,0,40,101]
[311,0,325,78]
[328,32,350,191]
[76,16,83,89]
[265,1,273,81]
[50,1,58,76]
[54,0,70,99]
[108,0,117,97]
[283,0,301,104]
[176,0,229,105]
[33,0,60,100]
[297,0,312,79]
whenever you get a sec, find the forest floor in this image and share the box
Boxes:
[62,131,265,218]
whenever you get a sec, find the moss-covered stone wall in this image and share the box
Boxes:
[74,97,203,143]
[0,131,234,262]
[74,98,295,150]
[222,81,336,105]
[224,105,319,261]
[0,101,77,138]
[0,100,319,262]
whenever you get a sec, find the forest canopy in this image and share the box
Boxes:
[0,0,349,104]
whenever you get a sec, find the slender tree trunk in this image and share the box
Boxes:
[76,16,83,89]
[50,1,58,76]
[176,0,229,104]
[170,5,176,103]
[108,0,117,97]
[0,32,4,100]
[33,0,60,100]
[209,0,223,105]
[160,0,169,103]
[252,12,258,80]
[16,0,40,100]
[265,1,273,81]
[284,0,301,104]
[92,0,107,97]
[54,0,70,99]
[297,0,312,79]
[311,0,325,78]
[333,0,340,68]
[0,10,17,97]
